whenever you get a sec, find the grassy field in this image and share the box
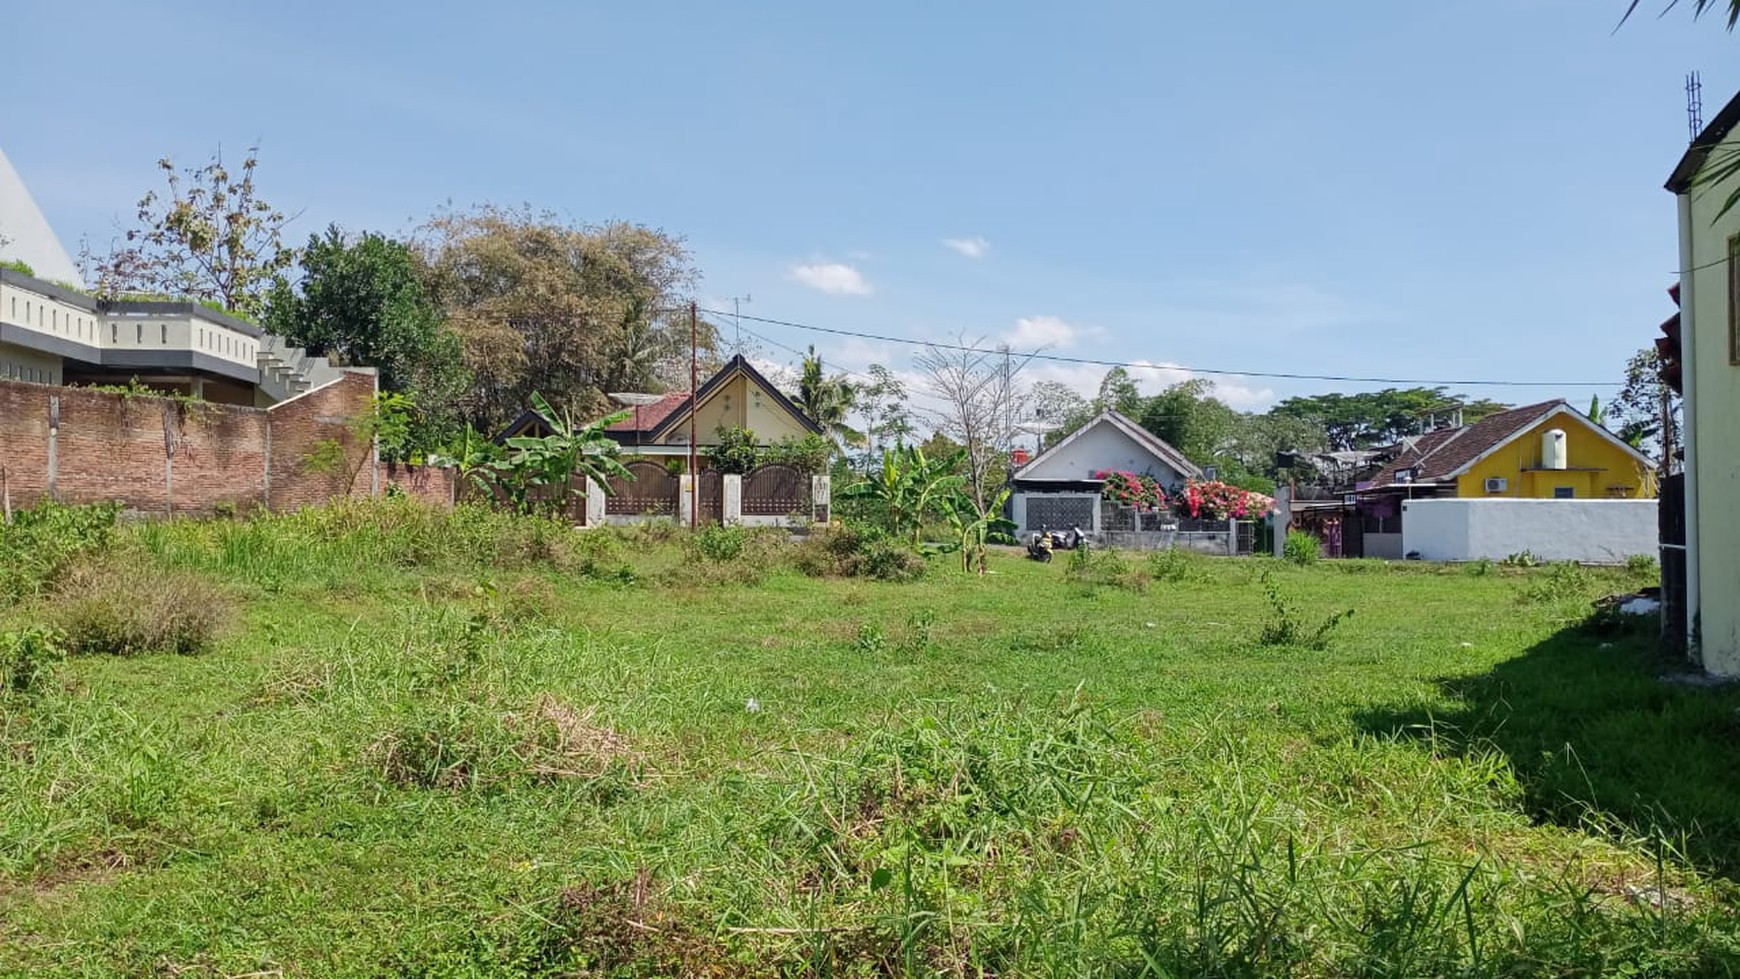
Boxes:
[3,501,1739,977]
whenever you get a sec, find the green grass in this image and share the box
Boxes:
[2,502,1739,977]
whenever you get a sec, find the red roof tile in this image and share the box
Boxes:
[1365,400,1565,489]
[604,391,690,433]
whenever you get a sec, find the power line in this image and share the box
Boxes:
[700,308,1624,389]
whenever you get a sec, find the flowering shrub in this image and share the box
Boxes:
[1176,480,1274,520]
[1094,470,1166,511]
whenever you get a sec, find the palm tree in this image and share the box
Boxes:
[797,346,863,452]
[1622,0,1738,28]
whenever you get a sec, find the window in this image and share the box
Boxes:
[1731,233,1740,364]
[161,324,168,344]
[1553,486,1575,499]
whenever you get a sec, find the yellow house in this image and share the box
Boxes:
[1364,400,1657,501]
[496,355,823,456]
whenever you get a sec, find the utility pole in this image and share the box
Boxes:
[689,301,699,529]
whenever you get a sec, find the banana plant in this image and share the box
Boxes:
[942,486,1014,574]
[837,445,964,545]
[494,393,633,515]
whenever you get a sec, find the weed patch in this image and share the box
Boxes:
[0,501,121,603]
[1257,572,1354,649]
[45,559,231,656]
[794,525,927,581]
[0,626,65,697]
[1063,545,1149,592]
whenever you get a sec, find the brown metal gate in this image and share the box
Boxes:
[697,469,723,524]
[743,464,808,516]
[606,461,678,516]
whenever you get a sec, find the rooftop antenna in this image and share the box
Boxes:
[728,294,752,356]
[1688,71,1705,142]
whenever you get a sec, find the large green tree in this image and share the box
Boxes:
[417,206,711,429]
[267,228,469,454]
[1271,388,1510,451]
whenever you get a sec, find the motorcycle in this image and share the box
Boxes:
[1025,527,1087,562]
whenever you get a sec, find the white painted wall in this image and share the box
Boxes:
[1023,421,1189,484]
[0,147,84,286]
[1678,120,1740,674]
[1402,499,1657,563]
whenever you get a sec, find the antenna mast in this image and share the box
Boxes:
[1688,71,1705,142]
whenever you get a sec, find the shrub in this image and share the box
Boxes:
[1501,550,1541,568]
[794,524,926,581]
[1282,529,1321,566]
[0,501,123,602]
[46,560,231,655]
[0,626,66,696]
[0,258,35,276]
[1516,561,1595,606]
[693,524,748,562]
[707,426,760,474]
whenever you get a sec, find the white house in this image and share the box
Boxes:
[0,144,339,405]
[1009,409,1199,536]
[1667,87,1740,675]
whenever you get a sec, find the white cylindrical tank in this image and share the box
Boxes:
[1543,428,1567,470]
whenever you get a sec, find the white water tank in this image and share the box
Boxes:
[1543,428,1567,470]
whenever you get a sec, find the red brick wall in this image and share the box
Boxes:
[265,371,378,511]
[0,370,406,516]
[377,462,458,508]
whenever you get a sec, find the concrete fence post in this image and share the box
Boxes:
[812,473,831,524]
[679,473,694,527]
[723,473,743,525]
[586,478,606,528]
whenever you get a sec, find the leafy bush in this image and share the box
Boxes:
[46,560,231,655]
[707,426,761,474]
[0,501,123,603]
[1282,529,1321,566]
[0,626,65,697]
[693,524,749,562]
[1257,572,1353,649]
[761,434,833,474]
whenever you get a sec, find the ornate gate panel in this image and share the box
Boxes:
[606,461,679,516]
[743,464,808,516]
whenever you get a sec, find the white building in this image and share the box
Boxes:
[1009,409,1199,536]
[0,146,336,405]
[1667,88,1740,675]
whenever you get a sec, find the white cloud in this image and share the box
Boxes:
[789,261,872,296]
[1002,315,1099,350]
[942,236,989,259]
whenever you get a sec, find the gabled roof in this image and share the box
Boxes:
[1668,87,1740,193]
[1364,400,1655,490]
[1016,408,1202,481]
[494,355,823,446]
[632,354,823,441]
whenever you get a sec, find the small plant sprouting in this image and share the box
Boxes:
[1257,571,1353,650]
[855,622,887,656]
[1283,529,1322,566]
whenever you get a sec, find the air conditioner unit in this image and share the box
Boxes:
[1485,477,1508,493]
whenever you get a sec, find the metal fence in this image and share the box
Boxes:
[606,461,678,516]
[743,464,809,516]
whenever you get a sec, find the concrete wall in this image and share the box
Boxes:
[1678,121,1740,674]
[1011,491,1101,535]
[0,371,381,515]
[1023,420,1190,484]
[1401,498,1657,563]
[1364,532,1404,560]
[0,339,61,384]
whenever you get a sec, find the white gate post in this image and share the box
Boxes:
[812,473,832,524]
[586,478,606,528]
[724,473,743,525]
[679,473,694,526]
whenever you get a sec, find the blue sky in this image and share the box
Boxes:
[4,1,1735,412]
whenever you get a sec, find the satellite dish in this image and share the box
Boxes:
[609,392,665,406]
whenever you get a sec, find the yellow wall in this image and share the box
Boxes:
[1453,410,1656,500]
[662,370,811,445]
